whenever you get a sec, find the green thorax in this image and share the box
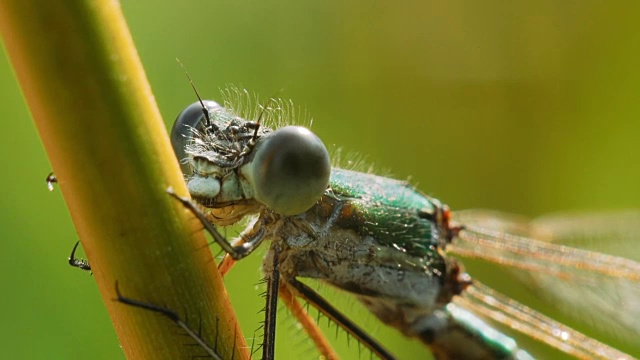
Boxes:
[328,168,448,261]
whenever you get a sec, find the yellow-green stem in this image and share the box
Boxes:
[0,1,248,359]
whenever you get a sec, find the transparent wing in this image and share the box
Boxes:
[455,282,632,360]
[531,210,640,261]
[448,210,640,355]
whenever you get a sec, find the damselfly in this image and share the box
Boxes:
[124,89,640,359]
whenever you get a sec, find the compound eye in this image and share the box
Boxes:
[171,100,221,174]
[250,126,330,216]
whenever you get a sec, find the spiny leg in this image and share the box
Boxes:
[218,253,237,277]
[260,246,280,360]
[218,221,264,276]
[278,282,339,359]
[167,187,266,260]
[114,281,227,360]
[286,278,395,360]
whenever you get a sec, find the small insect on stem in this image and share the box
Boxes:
[46,172,57,191]
[68,241,91,272]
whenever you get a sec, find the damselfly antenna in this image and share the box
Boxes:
[238,96,276,157]
[251,99,268,141]
[176,58,213,131]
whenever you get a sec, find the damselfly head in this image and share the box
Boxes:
[172,95,331,218]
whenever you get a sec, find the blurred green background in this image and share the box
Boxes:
[1,1,639,359]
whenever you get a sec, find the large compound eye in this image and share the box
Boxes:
[171,100,220,174]
[249,126,330,216]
